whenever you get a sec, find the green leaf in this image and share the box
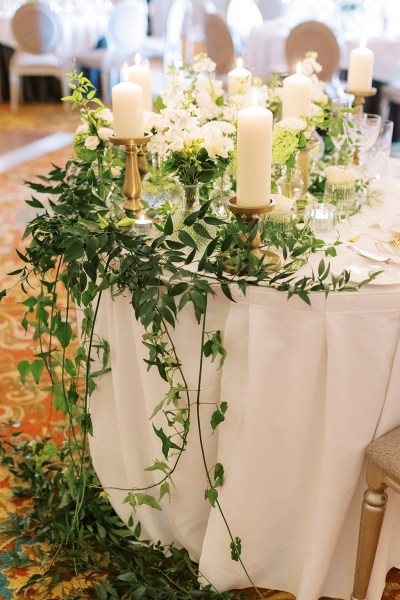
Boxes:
[204,487,218,507]
[214,463,224,488]
[193,222,213,239]
[159,482,170,501]
[210,409,225,431]
[55,321,72,348]
[26,197,44,209]
[17,360,31,384]
[164,214,173,235]
[135,493,162,511]
[30,360,45,385]
[230,537,242,561]
[170,282,189,296]
[178,230,197,248]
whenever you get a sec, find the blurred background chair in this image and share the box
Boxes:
[162,0,191,73]
[75,0,148,103]
[226,0,263,55]
[203,12,235,76]
[256,0,285,21]
[351,427,400,600]
[9,2,69,112]
[285,20,344,98]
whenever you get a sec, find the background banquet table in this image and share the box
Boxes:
[87,160,400,600]
[244,23,400,84]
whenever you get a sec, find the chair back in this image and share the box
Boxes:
[227,0,263,53]
[256,0,284,20]
[11,3,61,55]
[204,13,235,75]
[285,20,340,82]
[106,0,148,55]
[163,0,190,70]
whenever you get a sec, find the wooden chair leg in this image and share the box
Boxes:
[351,461,388,600]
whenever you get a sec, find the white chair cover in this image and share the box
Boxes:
[227,0,263,53]
[9,3,68,111]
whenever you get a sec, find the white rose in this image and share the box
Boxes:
[97,127,114,141]
[276,117,307,132]
[84,136,100,150]
[76,122,89,134]
[325,165,359,184]
[111,166,122,178]
[97,108,113,124]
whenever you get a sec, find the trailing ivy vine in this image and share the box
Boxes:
[0,72,376,598]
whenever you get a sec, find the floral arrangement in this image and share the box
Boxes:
[145,55,235,190]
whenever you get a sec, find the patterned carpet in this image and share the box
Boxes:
[0,103,399,599]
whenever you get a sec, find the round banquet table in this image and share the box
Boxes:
[245,22,400,84]
[87,160,400,600]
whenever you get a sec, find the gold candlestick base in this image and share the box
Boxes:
[110,132,152,216]
[225,197,281,272]
[346,87,377,112]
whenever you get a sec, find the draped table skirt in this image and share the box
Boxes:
[87,280,400,600]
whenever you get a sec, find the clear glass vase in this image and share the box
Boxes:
[276,165,304,201]
[172,183,215,254]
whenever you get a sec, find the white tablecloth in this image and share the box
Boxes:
[245,22,400,83]
[88,160,400,600]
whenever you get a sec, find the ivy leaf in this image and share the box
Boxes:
[55,321,72,348]
[230,537,242,561]
[210,408,225,431]
[214,463,224,488]
[159,482,170,501]
[30,360,45,385]
[204,487,218,507]
[153,425,182,458]
[17,360,31,384]
[135,493,162,511]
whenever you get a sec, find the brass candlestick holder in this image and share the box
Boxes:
[226,197,281,272]
[346,87,377,112]
[345,88,377,165]
[110,132,152,216]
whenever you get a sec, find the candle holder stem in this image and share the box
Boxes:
[346,87,377,113]
[110,132,152,216]
[225,197,281,273]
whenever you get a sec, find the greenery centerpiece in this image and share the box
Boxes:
[0,57,378,599]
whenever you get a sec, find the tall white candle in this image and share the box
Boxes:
[228,57,252,97]
[237,94,273,208]
[112,81,144,139]
[347,41,374,91]
[281,63,311,119]
[127,54,153,111]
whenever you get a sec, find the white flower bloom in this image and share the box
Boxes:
[192,53,216,74]
[111,166,122,178]
[76,122,89,134]
[98,127,114,141]
[96,108,113,124]
[275,117,307,132]
[84,136,100,150]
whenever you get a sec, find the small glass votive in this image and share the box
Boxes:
[323,180,359,218]
[134,214,153,234]
[304,203,337,233]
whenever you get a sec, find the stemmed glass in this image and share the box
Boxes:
[354,113,382,167]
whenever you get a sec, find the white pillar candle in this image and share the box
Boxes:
[281,63,311,119]
[112,81,144,139]
[237,95,273,208]
[228,57,252,97]
[127,54,153,111]
[347,41,374,91]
